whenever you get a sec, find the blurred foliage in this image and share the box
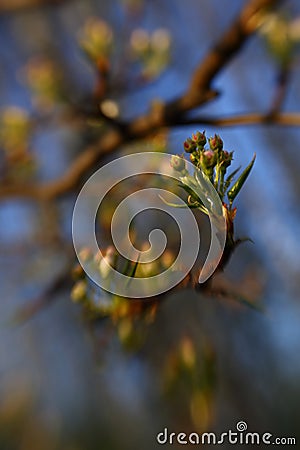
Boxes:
[21,56,65,111]
[257,9,300,67]
[0,106,35,181]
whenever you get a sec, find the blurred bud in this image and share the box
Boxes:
[22,57,63,111]
[151,29,171,53]
[180,336,196,369]
[257,12,294,66]
[0,107,31,156]
[131,27,171,79]
[170,155,186,172]
[209,134,223,151]
[71,280,87,302]
[79,18,113,62]
[191,131,207,147]
[79,247,92,262]
[98,246,116,279]
[130,29,150,55]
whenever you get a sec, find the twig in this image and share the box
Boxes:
[174,111,300,127]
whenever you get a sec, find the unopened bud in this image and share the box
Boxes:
[220,150,233,169]
[209,134,223,151]
[183,138,197,153]
[200,149,217,168]
[170,155,186,172]
[191,131,206,147]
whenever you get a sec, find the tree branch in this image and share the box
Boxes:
[0,0,283,200]
[2,110,299,200]
[174,112,300,127]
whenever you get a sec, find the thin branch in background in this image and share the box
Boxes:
[175,112,300,127]
[2,110,300,200]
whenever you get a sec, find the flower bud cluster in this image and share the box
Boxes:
[183,131,233,183]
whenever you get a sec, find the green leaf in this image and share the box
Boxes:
[127,260,139,278]
[159,195,188,208]
[159,195,208,214]
[125,259,140,287]
[227,154,256,204]
[177,182,203,204]
[223,166,241,193]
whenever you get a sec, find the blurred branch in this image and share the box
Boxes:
[174,112,300,127]
[2,110,300,200]
[0,0,70,14]
[167,0,283,113]
[0,0,283,200]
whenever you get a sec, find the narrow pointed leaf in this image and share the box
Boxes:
[125,259,140,287]
[227,154,256,203]
[224,166,241,192]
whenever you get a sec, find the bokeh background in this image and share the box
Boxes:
[0,0,300,449]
